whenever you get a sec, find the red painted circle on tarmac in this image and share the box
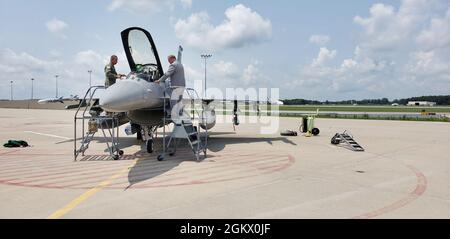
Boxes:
[0,149,295,190]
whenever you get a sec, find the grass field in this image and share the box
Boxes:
[278,105,450,113]
[293,113,449,122]
[216,110,449,122]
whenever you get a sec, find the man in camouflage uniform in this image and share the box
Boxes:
[104,55,125,88]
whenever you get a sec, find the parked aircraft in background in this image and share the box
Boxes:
[38,95,79,104]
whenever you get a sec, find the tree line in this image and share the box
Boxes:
[282,95,450,106]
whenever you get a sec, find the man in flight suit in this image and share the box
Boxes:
[104,55,125,88]
[104,55,125,117]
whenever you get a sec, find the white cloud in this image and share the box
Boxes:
[46,18,68,38]
[417,7,450,50]
[75,50,106,69]
[0,48,61,74]
[242,61,265,85]
[290,44,399,99]
[311,47,337,67]
[184,65,203,82]
[182,59,271,93]
[0,48,63,99]
[293,36,449,100]
[309,35,330,46]
[354,3,403,50]
[353,0,441,51]
[407,50,450,77]
[341,59,357,69]
[285,0,450,100]
[212,60,240,78]
[402,50,450,93]
[174,4,272,51]
[354,4,396,35]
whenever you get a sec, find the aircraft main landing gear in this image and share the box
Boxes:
[146,139,154,153]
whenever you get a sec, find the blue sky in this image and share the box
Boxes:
[0,0,449,101]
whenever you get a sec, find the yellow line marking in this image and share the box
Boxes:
[47,160,138,219]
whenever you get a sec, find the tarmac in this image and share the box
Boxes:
[0,108,449,219]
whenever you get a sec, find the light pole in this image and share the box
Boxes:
[28,78,34,109]
[10,81,13,101]
[88,70,92,98]
[55,75,59,98]
[31,78,34,100]
[201,54,212,98]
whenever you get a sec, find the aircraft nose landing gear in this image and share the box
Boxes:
[111,149,124,160]
[141,126,157,154]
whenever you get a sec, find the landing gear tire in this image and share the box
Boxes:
[312,128,320,136]
[331,138,340,145]
[233,115,240,126]
[118,150,124,156]
[146,139,154,153]
[157,154,164,161]
[112,155,119,160]
[137,130,143,141]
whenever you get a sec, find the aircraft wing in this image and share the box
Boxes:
[64,99,97,110]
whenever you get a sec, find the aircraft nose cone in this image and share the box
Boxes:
[100,80,148,112]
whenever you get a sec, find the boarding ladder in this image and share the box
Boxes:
[73,86,122,161]
[159,87,208,161]
[331,130,365,151]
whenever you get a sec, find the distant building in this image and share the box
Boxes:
[407,101,436,106]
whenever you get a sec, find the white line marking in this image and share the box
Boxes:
[24,131,71,140]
